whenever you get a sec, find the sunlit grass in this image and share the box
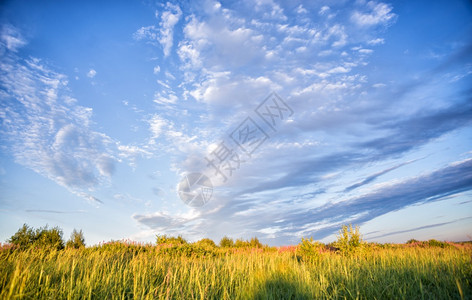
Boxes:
[1,242,471,299]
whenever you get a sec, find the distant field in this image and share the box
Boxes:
[1,241,471,299]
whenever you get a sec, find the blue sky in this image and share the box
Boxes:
[0,0,471,246]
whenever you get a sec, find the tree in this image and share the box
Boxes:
[35,225,65,250]
[7,224,65,250]
[7,224,35,249]
[249,237,263,248]
[66,229,85,249]
[219,236,234,248]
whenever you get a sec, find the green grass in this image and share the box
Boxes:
[0,242,471,299]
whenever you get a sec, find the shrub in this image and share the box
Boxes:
[228,237,264,248]
[156,235,187,245]
[159,244,217,258]
[219,236,234,248]
[66,229,86,249]
[297,237,325,261]
[427,239,452,248]
[194,238,216,248]
[334,224,364,255]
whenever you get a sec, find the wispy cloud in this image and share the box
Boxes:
[128,0,472,244]
[134,2,182,57]
[25,209,86,214]
[0,24,27,52]
[351,1,396,27]
[2,1,470,245]
[343,160,418,193]
[158,2,182,56]
[0,26,146,205]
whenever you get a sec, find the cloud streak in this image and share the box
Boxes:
[367,217,472,240]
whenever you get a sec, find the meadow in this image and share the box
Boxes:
[0,226,471,299]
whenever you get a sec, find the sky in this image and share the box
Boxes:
[0,0,471,246]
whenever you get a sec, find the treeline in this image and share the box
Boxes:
[4,224,267,251]
[4,223,455,258]
[6,224,84,250]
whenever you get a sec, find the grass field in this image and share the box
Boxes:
[1,240,471,299]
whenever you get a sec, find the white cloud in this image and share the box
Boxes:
[157,79,171,89]
[328,66,351,74]
[372,83,386,88]
[153,91,178,105]
[117,144,152,168]
[368,38,385,45]
[132,210,201,233]
[148,115,167,139]
[351,1,396,27]
[0,40,123,205]
[133,4,182,57]
[319,6,330,15]
[327,24,347,47]
[296,4,307,14]
[359,48,373,54]
[134,25,159,41]
[158,3,182,56]
[1,25,27,52]
[153,65,161,74]
[123,0,472,245]
[87,69,97,78]
[165,71,175,80]
[252,0,287,21]
[177,41,202,69]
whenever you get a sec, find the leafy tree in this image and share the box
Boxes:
[66,229,86,249]
[35,225,65,250]
[7,224,35,249]
[249,237,263,248]
[234,238,246,248]
[8,224,65,250]
[219,236,234,248]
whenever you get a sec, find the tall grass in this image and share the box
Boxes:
[1,242,471,299]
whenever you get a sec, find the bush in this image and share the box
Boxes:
[8,224,65,250]
[427,239,452,248]
[228,237,264,248]
[66,229,86,249]
[156,235,187,245]
[194,238,216,248]
[159,244,217,258]
[334,224,364,255]
[219,236,234,248]
[297,237,325,261]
